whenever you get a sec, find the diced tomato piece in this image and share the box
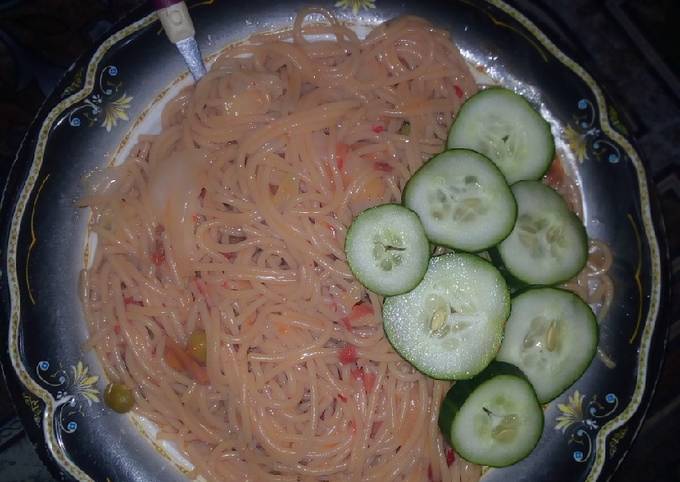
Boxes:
[446,446,456,466]
[374,162,393,172]
[339,344,358,365]
[454,85,464,98]
[151,240,165,266]
[544,159,564,188]
[372,124,385,134]
[350,303,373,320]
[124,296,143,307]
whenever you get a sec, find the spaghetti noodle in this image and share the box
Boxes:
[80,8,612,481]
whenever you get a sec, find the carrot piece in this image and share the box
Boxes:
[163,343,185,372]
[164,337,210,385]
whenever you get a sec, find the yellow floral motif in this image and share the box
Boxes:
[22,392,42,427]
[102,94,133,132]
[608,426,628,458]
[555,390,584,432]
[564,124,587,163]
[71,361,100,404]
[335,0,376,14]
[607,104,629,137]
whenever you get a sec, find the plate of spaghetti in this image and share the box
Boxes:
[0,1,668,481]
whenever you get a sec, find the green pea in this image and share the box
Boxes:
[104,382,135,414]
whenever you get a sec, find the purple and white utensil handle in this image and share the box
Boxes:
[152,0,207,80]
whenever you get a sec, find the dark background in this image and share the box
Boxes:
[0,0,678,480]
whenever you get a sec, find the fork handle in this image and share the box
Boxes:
[152,0,195,43]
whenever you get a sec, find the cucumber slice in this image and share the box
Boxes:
[403,149,517,252]
[438,361,543,467]
[383,253,509,380]
[497,288,598,403]
[497,181,587,285]
[345,204,429,296]
[448,88,554,184]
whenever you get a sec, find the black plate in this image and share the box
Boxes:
[0,1,669,481]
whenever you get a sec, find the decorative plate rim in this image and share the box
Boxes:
[1,1,666,481]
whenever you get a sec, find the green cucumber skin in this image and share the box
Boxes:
[488,248,527,293]
[438,361,544,467]
[447,87,555,183]
[402,148,517,253]
[488,247,586,293]
[500,287,599,403]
